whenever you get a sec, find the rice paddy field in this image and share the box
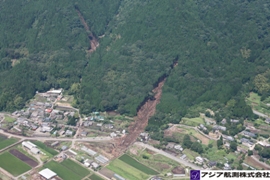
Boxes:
[0,152,31,176]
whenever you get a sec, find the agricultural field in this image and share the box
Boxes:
[0,152,31,176]
[164,126,198,144]
[246,92,270,115]
[119,154,158,175]
[9,149,38,167]
[4,115,16,123]
[181,117,205,126]
[89,174,104,180]
[0,137,18,150]
[31,140,58,156]
[126,146,182,176]
[183,149,200,161]
[60,159,90,177]
[107,159,150,180]
[44,160,89,180]
[244,156,270,170]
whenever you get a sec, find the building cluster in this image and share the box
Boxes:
[8,89,80,136]
[22,141,40,154]
[81,146,109,170]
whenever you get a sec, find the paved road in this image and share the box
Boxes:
[0,129,112,142]
[135,142,202,170]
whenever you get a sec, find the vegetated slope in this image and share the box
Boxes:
[78,0,269,118]
[0,0,122,111]
[1,0,270,131]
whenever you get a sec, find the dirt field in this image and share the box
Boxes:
[164,126,187,137]
[112,79,166,157]
[245,156,270,170]
[128,144,145,156]
[83,142,115,159]
[193,132,209,145]
[9,149,38,167]
[146,148,156,155]
[99,168,114,179]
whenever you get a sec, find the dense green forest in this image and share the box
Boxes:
[1,0,270,132]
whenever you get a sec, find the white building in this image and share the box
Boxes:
[31,148,40,154]
[22,141,36,150]
[196,156,204,163]
[110,132,117,138]
[22,141,40,154]
[39,168,57,180]
[174,145,183,151]
[91,162,99,169]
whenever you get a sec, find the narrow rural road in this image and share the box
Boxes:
[135,142,202,170]
[250,155,270,170]
[176,124,220,140]
[0,129,112,142]
[253,110,269,118]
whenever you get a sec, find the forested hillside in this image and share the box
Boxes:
[1,0,270,128]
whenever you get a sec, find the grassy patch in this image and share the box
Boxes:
[44,161,82,180]
[181,117,205,126]
[4,115,16,123]
[183,149,200,161]
[119,154,158,175]
[0,152,31,176]
[61,159,90,177]
[0,138,18,150]
[203,147,227,163]
[246,92,270,115]
[107,159,149,180]
[31,141,58,156]
[89,174,104,180]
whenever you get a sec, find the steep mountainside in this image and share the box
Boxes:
[1,0,270,130]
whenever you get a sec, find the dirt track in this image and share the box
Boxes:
[9,149,38,167]
[75,7,99,53]
[112,79,166,157]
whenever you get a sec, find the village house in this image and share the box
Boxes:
[41,126,52,132]
[242,131,256,138]
[139,132,149,141]
[61,146,68,151]
[213,125,226,131]
[81,131,88,137]
[258,141,270,148]
[110,132,117,138]
[237,146,248,153]
[65,130,73,136]
[166,142,175,149]
[104,124,114,129]
[83,121,93,127]
[224,163,231,170]
[223,135,234,142]
[51,141,59,147]
[208,161,217,167]
[196,156,204,163]
[180,154,187,160]
[230,119,239,123]
[221,119,227,125]
[91,162,100,170]
[199,124,207,131]
[174,144,183,151]
[96,123,103,127]
[240,138,254,147]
